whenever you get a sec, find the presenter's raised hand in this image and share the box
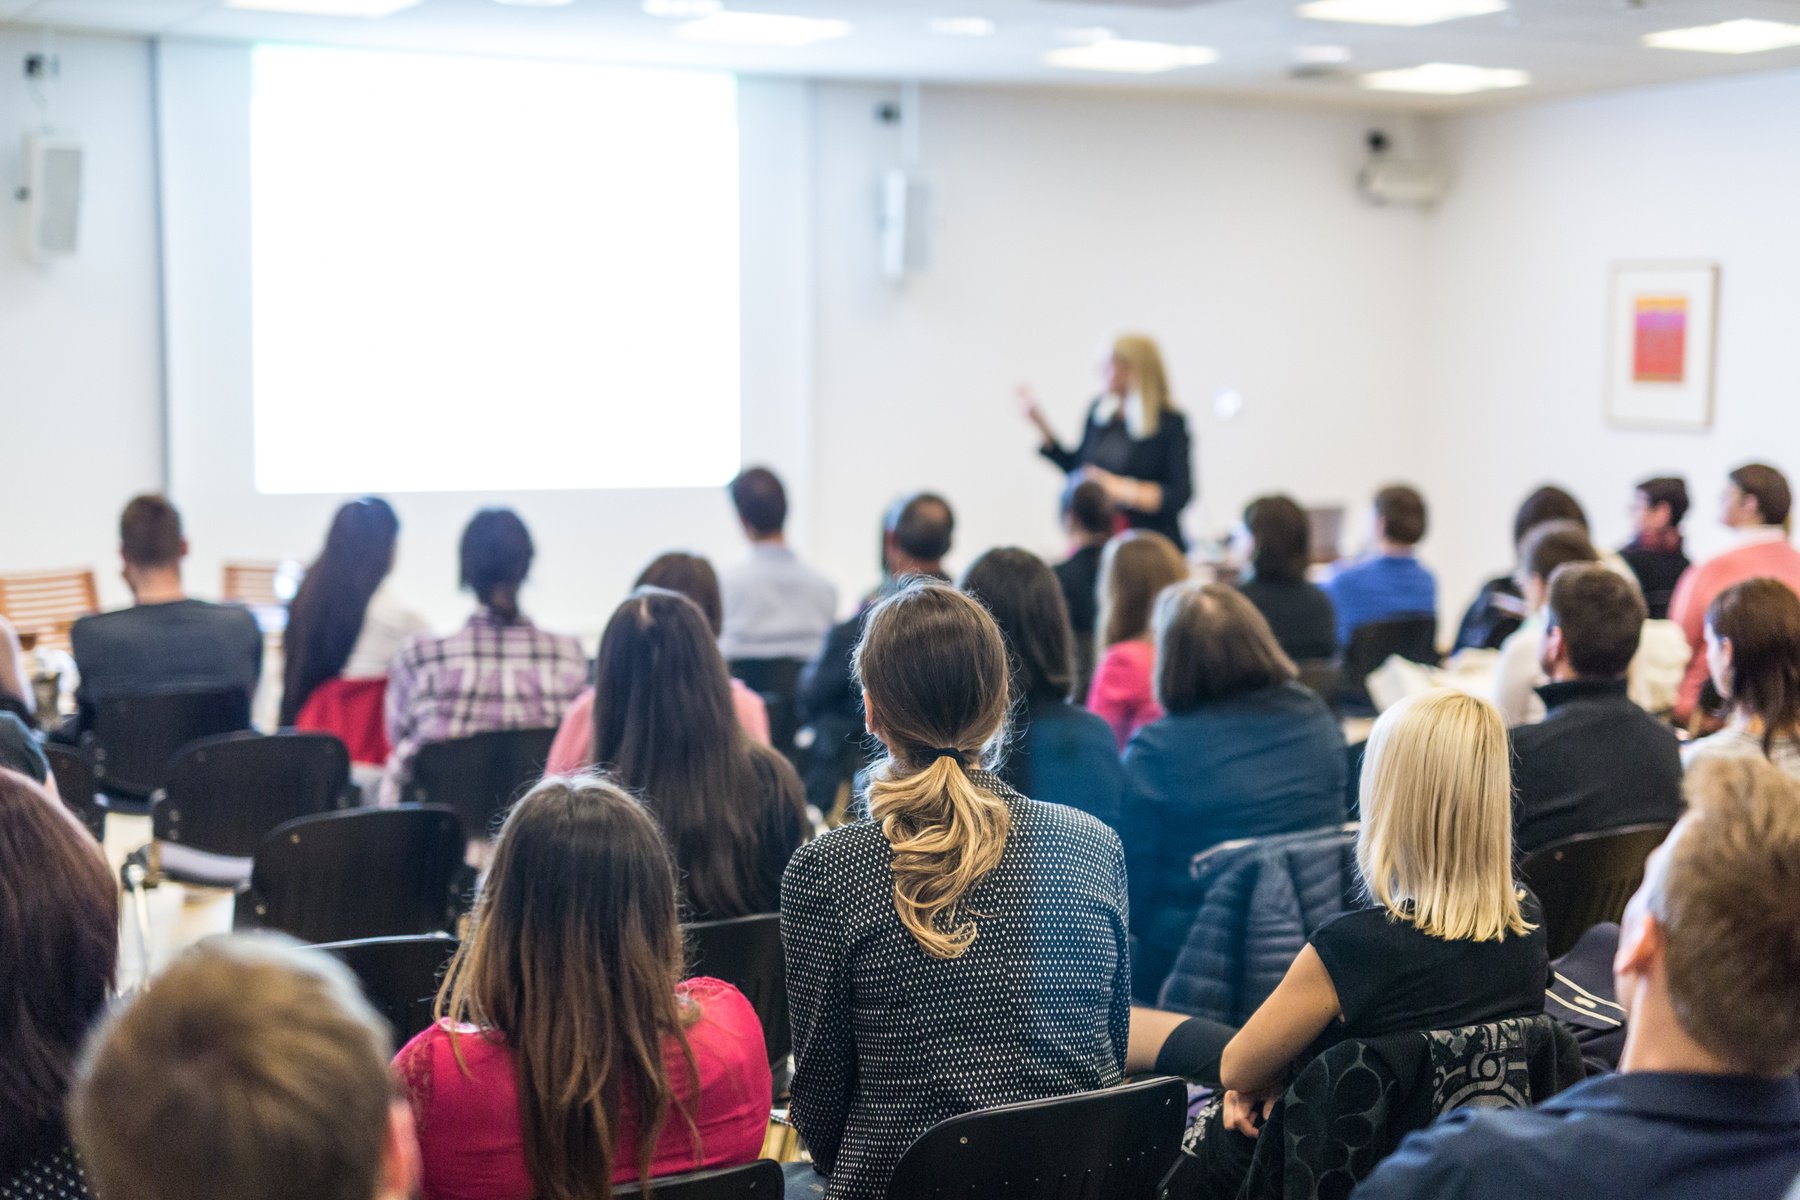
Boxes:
[1018,385,1057,445]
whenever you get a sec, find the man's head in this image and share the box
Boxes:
[1633,476,1689,537]
[1061,478,1115,544]
[884,493,954,576]
[1512,485,1586,549]
[119,494,186,595]
[1516,520,1598,612]
[1541,562,1645,682]
[728,467,788,541]
[1372,484,1427,549]
[1615,757,1800,1078]
[1723,463,1791,531]
[71,935,418,1200]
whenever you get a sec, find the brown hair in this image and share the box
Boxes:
[1154,582,1296,714]
[1656,757,1800,1075]
[1097,530,1188,648]
[438,777,702,1200]
[1519,520,1597,582]
[1374,484,1427,546]
[0,770,117,1176]
[70,936,390,1200]
[1544,563,1645,680]
[119,494,184,569]
[1706,578,1800,757]
[1512,485,1587,547]
[729,467,787,538]
[635,552,724,637]
[854,582,1012,959]
[1636,476,1689,527]
[1243,494,1312,583]
[961,548,1075,705]
[1730,462,1792,527]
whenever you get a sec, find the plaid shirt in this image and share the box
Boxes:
[382,608,589,804]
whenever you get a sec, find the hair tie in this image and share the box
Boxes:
[930,748,966,766]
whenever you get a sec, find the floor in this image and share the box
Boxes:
[103,812,235,990]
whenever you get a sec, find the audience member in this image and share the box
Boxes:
[1088,530,1188,748]
[1669,463,1800,721]
[960,547,1123,827]
[0,769,116,1199]
[1119,582,1347,998]
[0,615,31,723]
[1489,521,1601,728]
[1232,494,1337,662]
[384,508,586,803]
[397,776,771,1200]
[71,936,416,1200]
[782,583,1128,1200]
[1454,485,1587,652]
[1619,475,1691,620]
[67,494,262,736]
[717,467,839,663]
[1134,690,1546,1196]
[1356,756,1800,1200]
[0,713,49,786]
[1509,564,1683,855]
[1684,578,1800,777]
[1323,484,1436,648]
[582,588,804,917]
[1055,478,1116,698]
[546,552,771,777]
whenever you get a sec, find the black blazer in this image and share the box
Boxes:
[1041,400,1194,548]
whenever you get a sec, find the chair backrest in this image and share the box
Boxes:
[0,568,98,653]
[1293,658,1343,711]
[221,561,283,607]
[243,806,466,943]
[87,688,253,799]
[728,657,806,760]
[887,1076,1188,1200]
[151,731,350,858]
[403,726,558,840]
[316,934,459,1044]
[683,913,788,1067]
[613,1160,783,1199]
[1519,822,1675,958]
[1339,615,1439,710]
[43,742,104,841]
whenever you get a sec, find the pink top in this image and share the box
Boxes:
[395,977,772,1200]
[545,680,771,777]
[1087,639,1162,749]
[1667,537,1800,720]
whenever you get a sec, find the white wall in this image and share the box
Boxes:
[0,32,162,608]
[1422,68,1800,629]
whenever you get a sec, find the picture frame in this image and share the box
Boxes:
[1606,262,1719,431]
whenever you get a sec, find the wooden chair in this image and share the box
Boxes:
[221,561,284,607]
[0,568,98,653]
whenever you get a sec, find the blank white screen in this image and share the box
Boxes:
[249,45,740,494]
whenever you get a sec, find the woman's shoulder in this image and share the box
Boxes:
[394,1021,510,1093]
[679,976,762,1037]
[783,818,887,882]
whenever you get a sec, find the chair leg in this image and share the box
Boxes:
[122,861,155,976]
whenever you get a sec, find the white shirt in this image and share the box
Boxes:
[718,544,839,661]
[1092,390,1149,439]
[342,586,431,679]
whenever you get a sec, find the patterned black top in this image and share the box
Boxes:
[780,772,1131,1200]
[0,1143,90,1200]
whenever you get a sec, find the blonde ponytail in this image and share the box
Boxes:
[869,756,1011,959]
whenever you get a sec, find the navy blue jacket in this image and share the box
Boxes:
[997,696,1123,830]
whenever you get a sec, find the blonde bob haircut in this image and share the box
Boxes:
[1111,334,1174,437]
[1357,688,1532,943]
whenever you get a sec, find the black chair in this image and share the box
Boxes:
[317,934,459,1043]
[729,657,806,763]
[1520,822,1675,958]
[615,1160,782,1198]
[84,688,252,813]
[43,742,104,841]
[402,726,557,840]
[885,1077,1188,1200]
[1337,615,1438,713]
[1294,658,1343,715]
[236,805,466,943]
[685,913,788,1068]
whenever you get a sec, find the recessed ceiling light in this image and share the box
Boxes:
[224,0,419,14]
[1295,43,1354,65]
[674,11,850,47]
[1643,18,1800,54]
[930,16,996,37]
[1046,39,1218,74]
[642,0,722,16]
[1359,61,1528,94]
[1054,26,1116,44]
[1298,0,1505,27]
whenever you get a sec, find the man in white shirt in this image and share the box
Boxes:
[718,467,839,664]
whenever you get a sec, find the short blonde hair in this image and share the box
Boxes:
[1357,689,1530,942]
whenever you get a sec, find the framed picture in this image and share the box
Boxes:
[1606,262,1719,431]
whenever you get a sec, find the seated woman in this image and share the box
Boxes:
[383,508,588,803]
[0,768,118,1198]
[1120,582,1347,999]
[961,547,1124,828]
[782,582,1130,1200]
[546,552,769,776]
[1130,689,1547,1196]
[1087,530,1189,748]
[1685,578,1800,777]
[0,614,32,724]
[1231,495,1337,663]
[396,775,773,1200]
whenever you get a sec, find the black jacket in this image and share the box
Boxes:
[1041,401,1194,548]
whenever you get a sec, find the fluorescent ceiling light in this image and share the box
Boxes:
[675,11,850,46]
[1295,43,1353,64]
[225,0,420,14]
[1046,39,1218,74]
[1055,25,1115,44]
[1643,19,1800,54]
[1360,61,1528,93]
[642,0,722,16]
[930,16,997,37]
[494,0,575,7]
[1298,0,1506,27]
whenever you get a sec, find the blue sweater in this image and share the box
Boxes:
[1323,554,1437,645]
[998,696,1124,830]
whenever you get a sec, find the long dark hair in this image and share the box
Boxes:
[0,771,118,1175]
[436,777,701,1200]
[280,498,400,726]
[1708,578,1800,757]
[959,547,1074,704]
[593,589,802,918]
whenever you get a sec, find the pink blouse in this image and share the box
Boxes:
[545,680,771,777]
[1088,639,1162,749]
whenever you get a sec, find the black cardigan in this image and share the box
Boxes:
[1041,400,1195,548]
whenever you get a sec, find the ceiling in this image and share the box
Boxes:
[4,0,1800,111]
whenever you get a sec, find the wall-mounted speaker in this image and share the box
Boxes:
[879,167,933,284]
[19,132,83,260]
